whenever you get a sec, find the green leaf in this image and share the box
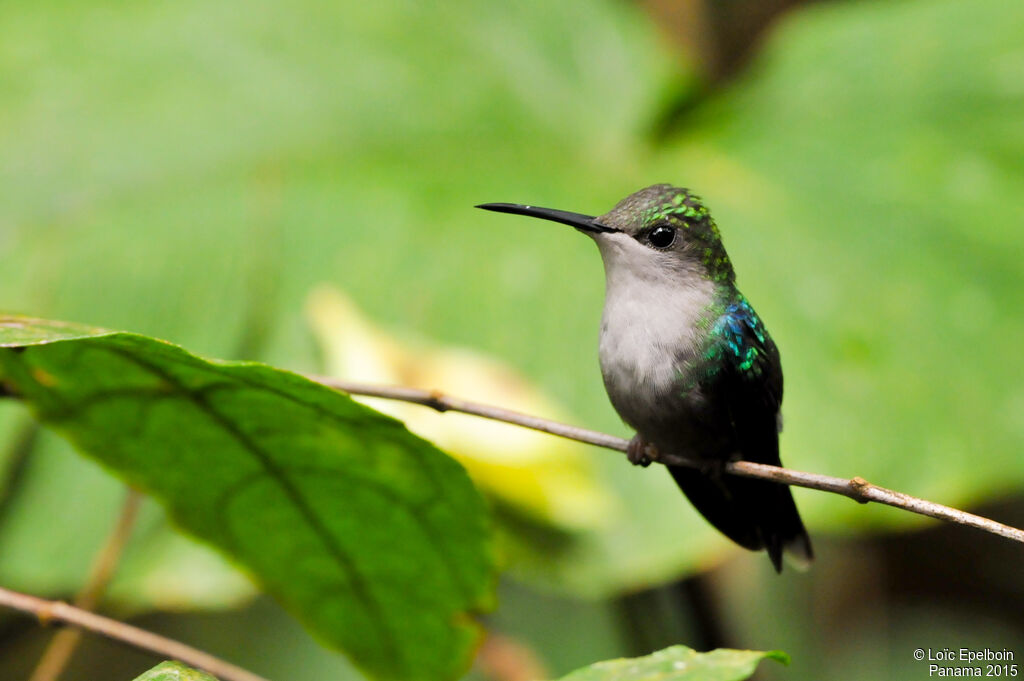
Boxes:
[133,661,219,681]
[0,0,675,603]
[0,316,496,681]
[556,646,788,681]
[0,416,258,613]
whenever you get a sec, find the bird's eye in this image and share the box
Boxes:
[647,225,676,249]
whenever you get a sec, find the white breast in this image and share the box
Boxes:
[594,234,715,426]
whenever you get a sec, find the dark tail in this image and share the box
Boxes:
[668,465,812,572]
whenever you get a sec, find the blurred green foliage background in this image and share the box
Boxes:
[0,0,1022,679]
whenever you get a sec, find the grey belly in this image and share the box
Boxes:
[601,369,733,464]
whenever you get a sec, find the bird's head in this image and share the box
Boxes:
[478,184,735,286]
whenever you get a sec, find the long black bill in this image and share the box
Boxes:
[476,203,617,234]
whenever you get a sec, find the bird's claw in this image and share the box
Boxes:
[627,435,658,467]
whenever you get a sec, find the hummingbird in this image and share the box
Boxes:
[478,184,812,571]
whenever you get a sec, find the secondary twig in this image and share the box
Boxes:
[477,632,549,681]
[312,377,1024,545]
[0,586,270,681]
[29,488,144,681]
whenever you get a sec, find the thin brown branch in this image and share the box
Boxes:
[29,488,144,681]
[0,587,270,681]
[313,377,1024,545]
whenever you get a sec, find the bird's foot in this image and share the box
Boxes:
[701,459,725,479]
[697,456,734,482]
[626,435,659,468]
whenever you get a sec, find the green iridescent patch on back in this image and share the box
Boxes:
[702,294,770,376]
[677,293,772,392]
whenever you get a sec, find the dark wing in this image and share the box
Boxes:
[669,297,811,571]
[707,296,783,464]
